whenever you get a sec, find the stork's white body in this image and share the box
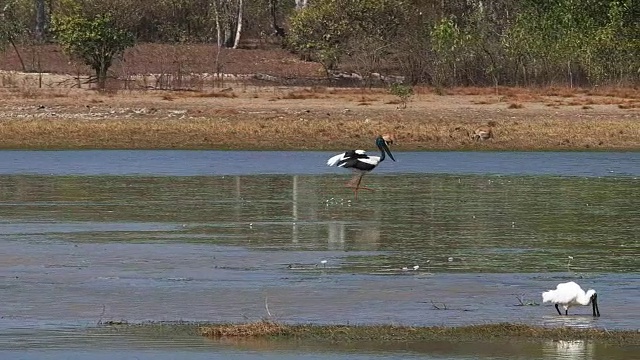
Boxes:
[326,135,395,199]
[542,281,597,315]
[326,150,382,172]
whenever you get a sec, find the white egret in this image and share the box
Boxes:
[542,281,600,317]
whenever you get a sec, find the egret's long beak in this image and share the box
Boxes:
[592,294,600,317]
[383,143,396,161]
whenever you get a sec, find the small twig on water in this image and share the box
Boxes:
[265,296,272,317]
[97,304,106,326]
[514,294,539,306]
[430,299,447,310]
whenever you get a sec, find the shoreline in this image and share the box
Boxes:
[100,321,640,344]
[1,146,639,152]
[0,87,638,151]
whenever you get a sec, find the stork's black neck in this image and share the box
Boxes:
[377,140,386,162]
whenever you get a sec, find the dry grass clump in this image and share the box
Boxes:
[281,90,324,100]
[451,86,492,95]
[543,86,577,97]
[544,96,639,107]
[0,87,71,100]
[358,96,378,102]
[619,101,639,109]
[200,321,288,338]
[328,87,387,96]
[586,86,640,99]
[446,86,590,99]
[473,99,499,105]
[505,93,541,103]
[412,86,433,95]
[196,90,238,98]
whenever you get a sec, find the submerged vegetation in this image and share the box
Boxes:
[104,321,640,344]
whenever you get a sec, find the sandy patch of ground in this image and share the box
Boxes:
[0,80,638,150]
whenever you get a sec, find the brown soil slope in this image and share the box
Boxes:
[0,44,638,151]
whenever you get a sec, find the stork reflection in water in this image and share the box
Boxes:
[327,134,396,199]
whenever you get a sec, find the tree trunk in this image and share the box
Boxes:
[213,0,222,47]
[96,68,104,89]
[9,38,27,72]
[34,0,47,42]
[96,61,109,90]
[270,0,285,37]
[232,0,243,49]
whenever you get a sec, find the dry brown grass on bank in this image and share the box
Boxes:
[0,115,637,151]
[0,87,638,151]
[200,321,288,338]
[197,321,640,344]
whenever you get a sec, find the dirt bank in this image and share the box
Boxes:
[0,84,638,151]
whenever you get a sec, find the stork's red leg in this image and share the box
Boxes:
[354,173,376,199]
[355,174,375,192]
[345,174,360,188]
[345,173,376,199]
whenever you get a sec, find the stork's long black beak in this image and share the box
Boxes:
[383,143,396,161]
[592,294,600,317]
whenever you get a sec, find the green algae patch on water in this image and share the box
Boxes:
[195,321,640,344]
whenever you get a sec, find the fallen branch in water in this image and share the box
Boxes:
[430,299,448,310]
[514,294,540,306]
[97,304,106,326]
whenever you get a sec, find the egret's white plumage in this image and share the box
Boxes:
[542,281,600,317]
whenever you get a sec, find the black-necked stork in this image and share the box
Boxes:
[326,134,396,199]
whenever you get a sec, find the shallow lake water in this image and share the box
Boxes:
[0,150,638,359]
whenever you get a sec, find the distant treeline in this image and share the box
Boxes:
[1,0,638,86]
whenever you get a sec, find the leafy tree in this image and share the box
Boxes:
[0,0,29,71]
[389,83,413,108]
[288,0,408,77]
[1,0,637,87]
[430,17,463,87]
[505,0,638,86]
[52,13,135,89]
[584,0,639,83]
[287,0,349,74]
[0,2,17,48]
